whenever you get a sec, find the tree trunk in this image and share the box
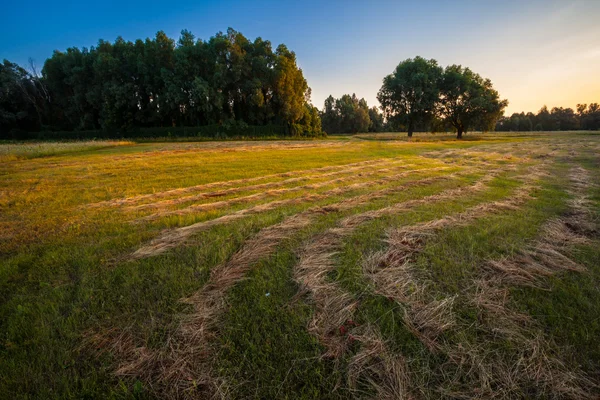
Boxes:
[456,127,464,139]
[407,121,413,137]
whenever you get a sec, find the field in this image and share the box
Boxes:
[1,132,599,399]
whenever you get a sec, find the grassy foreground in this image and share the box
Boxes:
[1,132,599,399]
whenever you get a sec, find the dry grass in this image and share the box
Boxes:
[115,208,332,399]
[481,166,595,288]
[364,246,456,352]
[295,229,360,359]
[290,165,538,396]
[6,134,600,399]
[361,166,544,333]
[347,327,414,400]
[126,159,413,212]
[349,164,599,398]
[438,334,596,400]
[437,165,599,399]
[135,164,448,222]
[130,169,459,259]
[115,171,460,397]
[88,157,394,209]
[116,162,520,397]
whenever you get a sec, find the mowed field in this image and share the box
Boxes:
[1,132,600,399]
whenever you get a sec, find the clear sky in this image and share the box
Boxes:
[1,0,599,115]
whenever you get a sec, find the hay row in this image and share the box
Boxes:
[129,166,460,259]
[288,165,540,397]
[480,165,596,290]
[87,157,403,208]
[360,165,597,399]
[113,169,487,398]
[449,166,598,399]
[126,158,416,212]
[113,163,531,398]
[338,167,549,397]
[346,327,414,399]
[135,163,445,222]
[364,167,545,346]
[293,166,516,360]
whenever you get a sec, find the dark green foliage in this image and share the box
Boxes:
[578,103,600,130]
[377,57,443,137]
[320,93,371,134]
[0,60,49,138]
[496,103,600,131]
[438,65,508,139]
[28,123,293,140]
[368,106,385,132]
[0,29,322,139]
[378,57,507,138]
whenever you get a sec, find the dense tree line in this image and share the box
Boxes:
[319,94,386,134]
[0,29,323,139]
[378,57,507,138]
[496,104,600,131]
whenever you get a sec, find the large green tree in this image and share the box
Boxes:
[438,65,507,139]
[377,57,442,137]
[320,93,370,134]
[273,44,309,129]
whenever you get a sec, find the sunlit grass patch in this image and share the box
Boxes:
[0,140,134,161]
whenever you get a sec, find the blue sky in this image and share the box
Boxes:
[1,0,599,114]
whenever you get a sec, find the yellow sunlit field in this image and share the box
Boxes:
[1,132,599,398]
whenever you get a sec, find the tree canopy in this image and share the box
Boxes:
[378,58,507,138]
[496,104,600,131]
[320,94,374,134]
[6,40,600,140]
[0,28,322,139]
[0,60,48,133]
[377,57,442,137]
[438,65,508,139]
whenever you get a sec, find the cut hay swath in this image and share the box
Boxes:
[358,165,598,399]
[115,163,519,398]
[125,158,416,212]
[293,166,518,360]
[288,165,548,397]
[129,166,459,259]
[134,162,427,219]
[458,165,599,399]
[113,169,478,398]
[87,157,403,209]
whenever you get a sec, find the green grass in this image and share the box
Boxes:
[1,132,599,399]
[0,140,135,161]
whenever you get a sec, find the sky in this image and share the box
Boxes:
[1,0,599,115]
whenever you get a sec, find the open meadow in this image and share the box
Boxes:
[1,132,600,399]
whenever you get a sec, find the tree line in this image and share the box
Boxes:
[4,35,598,140]
[0,28,323,139]
[320,94,386,134]
[495,104,600,131]
[320,57,507,138]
